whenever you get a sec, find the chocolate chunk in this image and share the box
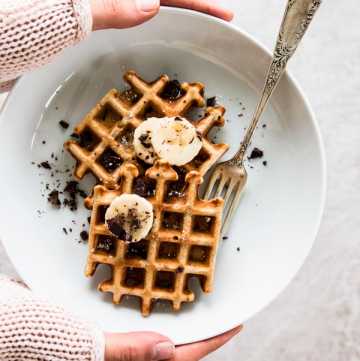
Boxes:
[80,231,88,241]
[78,189,87,198]
[107,217,132,243]
[263,161,268,166]
[248,147,264,160]
[161,80,183,100]
[206,97,217,107]
[48,190,61,208]
[42,140,46,145]
[262,124,267,128]
[222,236,228,240]
[40,161,52,170]
[64,181,78,196]
[62,228,68,235]
[59,120,70,129]
[138,132,152,149]
[237,247,241,252]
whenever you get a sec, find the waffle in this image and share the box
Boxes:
[65,71,229,189]
[85,160,224,316]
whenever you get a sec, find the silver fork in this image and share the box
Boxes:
[204,0,322,234]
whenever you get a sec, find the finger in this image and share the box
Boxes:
[160,0,234,21]
[105,331,175,361]
[174,326,242,361]
[91,0,160,30]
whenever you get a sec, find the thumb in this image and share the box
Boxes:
[91,0,160,30]
[105,331,175,361]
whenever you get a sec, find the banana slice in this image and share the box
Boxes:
[151,116,203,166]
[105,194,154,243]
[133,117,160,164]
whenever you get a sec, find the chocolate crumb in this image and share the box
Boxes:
[237,247,240,252]
[248,147,264,160]
[62,228,68,235]
[40,161,52,170]
[80,231,89,242]
[48,190,61,208]
[87,216,91,224]
[59,120,70,130]
[263,161,268,166]
[222,236,228,240]
[206,97,217,107]
[238,113,244,117]
[42,140,46,145]
[262,124,267,128]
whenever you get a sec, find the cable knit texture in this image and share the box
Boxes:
[0,0,93,89]
[0,275,105,361]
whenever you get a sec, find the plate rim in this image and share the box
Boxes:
[0,7,327,344]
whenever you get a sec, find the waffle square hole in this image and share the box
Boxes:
[95,235,116,256]
[192,216,215,234]
[116,126,135,148]
[164,167,187,203]
[119,88,141,105]
[97,148,122,173]
[96,106,122,129]
[191,148,210,168]
[160,80,185,101]
[188,246,211,265]
[157,242,180,260]
[154,271,175,291]
[162,212,184,231]
[132,176,156,198]
[123,268,145,289]
[96,205,108,224]
[77,127,101,151]
[125,239,149,260]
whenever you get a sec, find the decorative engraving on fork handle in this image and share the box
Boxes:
[229,0,321,167]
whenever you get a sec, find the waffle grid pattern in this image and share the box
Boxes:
[86,161,223,316]
[65,71,229,189]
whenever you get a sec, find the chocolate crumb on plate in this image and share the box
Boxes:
[62,228,68,235]
[80,231,89,242]
[263,161,268,167]
[42,140,46,145]
[59,120,70,129]
[237,247,240,252]
[222,236,228,240]
[47,190,61,208]
[248,147,264,160]
[262,124,267,128]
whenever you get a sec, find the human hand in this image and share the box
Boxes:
[90,0,233,30]
[105,325,242,361]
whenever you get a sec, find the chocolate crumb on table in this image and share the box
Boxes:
[80,230,89,242]
[248,147,264,160]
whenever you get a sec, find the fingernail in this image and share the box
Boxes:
[152,342,175,360]
[137,0,159,12]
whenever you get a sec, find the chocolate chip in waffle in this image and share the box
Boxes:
[64,71,229,189]
[85,161,224,316]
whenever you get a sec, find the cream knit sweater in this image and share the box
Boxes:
[0,1,105,359]
[0,275,105,360]
[0,0,93,91]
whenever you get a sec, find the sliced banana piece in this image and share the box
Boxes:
[151,116,203,166]
[133,117,160,164]
[105,194,154,243]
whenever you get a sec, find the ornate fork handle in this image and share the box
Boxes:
[230,0,322,167]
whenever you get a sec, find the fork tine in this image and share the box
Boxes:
[204,170,221,199]
[222,182,245,235]
[214,175,228,199]
[222,179,238,207]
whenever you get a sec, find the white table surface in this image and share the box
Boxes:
[1,1,359,360]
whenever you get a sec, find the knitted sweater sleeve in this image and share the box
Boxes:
[0,275,105,361]
[0,0,93,91]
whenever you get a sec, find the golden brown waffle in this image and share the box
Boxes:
[85,160,224,316]
[65,71,229,189]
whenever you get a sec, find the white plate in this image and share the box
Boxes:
[0,8,326,344]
